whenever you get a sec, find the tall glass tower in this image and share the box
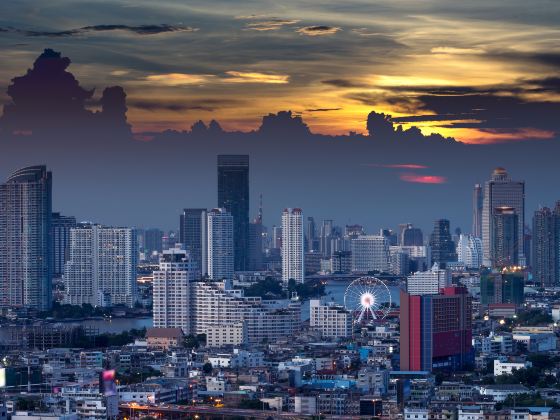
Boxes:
[0,165,52,310]
[217,155,249,271]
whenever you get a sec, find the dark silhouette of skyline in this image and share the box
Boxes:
[0,49,558,233]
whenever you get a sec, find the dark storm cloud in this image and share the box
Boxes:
[130,98,242,113]
[0,24,197,37]
[321,79,369,88]
[296,26,342,36]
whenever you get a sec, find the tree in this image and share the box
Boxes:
[203,362,213,374]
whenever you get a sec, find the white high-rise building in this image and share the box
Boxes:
[457,234,483,269]
[153,246,197,333]
[64,225,138,307]
[310,299,352,339]
[406,263,451,295]
[282,208,304,283]
[482,168,525,267]
[191,280,301,344]
[351,235,390,273]
[207,208,234,280]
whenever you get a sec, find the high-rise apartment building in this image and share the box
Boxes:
[532,204,560,287]
[248,219,265,271]
[492,207,519,268]
[306,216,316,252]
[351,236,390,273]
[456,234,483,269]
[64,224,138,307]
[406,263,451,295]
[0,165,53,311]
[51,212,76,279]
[482,168,525,267]
[153,246,197,333]
[473,184,483,238]
[429,219,457,266]
[144,228,163,257]
[400,287,473,371]
[207,208,234,280]
[282,208,304,283]
[217,155,249,271]
[320,219,333,257]
[179,208,207,276]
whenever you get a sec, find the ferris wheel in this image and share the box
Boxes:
[344,276,392,323]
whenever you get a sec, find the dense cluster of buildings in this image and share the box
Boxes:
[2,162,560,419]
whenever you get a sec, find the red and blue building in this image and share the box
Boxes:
[400,286,473,371]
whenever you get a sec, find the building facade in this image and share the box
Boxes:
[406,264,451,295]
[400,287,473,371]
[153,247,197,333]
[207,208,234,280]
[456,234,483,269]
[492,207,519,268]
[532,204,560,287]
[217,155,249,271]
[282,208,304,283]
[63,224,138,307]
[482,168,525,267]
[429,219,457,267]
[0,165,52,311]
[179,208,207,276]
[310,299,352,339]
[351,236,390,273]
[51,212,76,279]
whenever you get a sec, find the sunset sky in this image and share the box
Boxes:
[1,0,559,144]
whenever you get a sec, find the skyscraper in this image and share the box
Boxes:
[532,204,560,287]
[282,208,304,283]
[456,234,483,269]
[153,246,197,333]
[51,212,76,279]
[179,208,207,275]
[482,168,525,267]
[0,165,52,311]
[472,184,483,238]
[320,219,333,257]
[306,216,316,252]
[480,268,524,306]
[207,208,234,280]
[248,219,264,271]
[492,207,519,268]
[429,219,457,267]
[64,224,138,307]
[401,224,423,246]
[400,287,473,371]
[217,155,249,271]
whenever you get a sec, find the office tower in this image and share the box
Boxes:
[51,212,76,279]
[309,300,352,339]
[306,216,316,252]
[282,208,304,283]
[492,207,519,268]
[207,208,234,280]
[401,224,423,247]
[400,287,473,371]
[429,219,458,266]
[532,204,560,287]
[406,263,451,295]
[351,236,390,273]
[179,208,207,275]
[217,155,249,271]
[153,246,197,333]
[64,225,138,307]
[0,165,52,311]
[482,168,525,266]
[248,219,264,271]
[480,268,524,306]
[456,234,483,269]
[320,219,333,256]
[473,184,483,237]
[144,228,163,256]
